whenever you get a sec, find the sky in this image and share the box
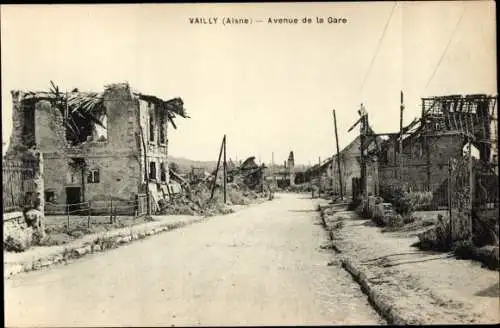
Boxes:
[1,2,497,165]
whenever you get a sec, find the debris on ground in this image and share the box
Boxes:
[3,210,47,252]
[158,180,266,217]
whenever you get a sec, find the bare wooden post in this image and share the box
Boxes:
[333,109,344,200]
[210,136,225,200]
[448,158,453,243]
[364,114,369,199]
[318,156,321,197]
[468,135,474,242]
[423,99,431,191]
[110,199,113,224]
[223,135,227,204]
[399,91,404,185]
[87,201,91,228]
[360,109,367,200]
[67,204,70,230]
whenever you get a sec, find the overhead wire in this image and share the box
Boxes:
[358,2,398,96]
[423,6,466,93]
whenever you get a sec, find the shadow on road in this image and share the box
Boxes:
[475,283,500,298]
[380,254,455,267]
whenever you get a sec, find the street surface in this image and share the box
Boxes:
[5,193,384,326]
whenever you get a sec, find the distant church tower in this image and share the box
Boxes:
[287,151,295,186]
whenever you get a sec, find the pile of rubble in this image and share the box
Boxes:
[285,183,313,193]
[158,180,265,217]
[4,209,46,252]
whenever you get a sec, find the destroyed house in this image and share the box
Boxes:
[5,83,188,214]
[377,94,497,208]
[225,156,266,190]
[318,130,382,197]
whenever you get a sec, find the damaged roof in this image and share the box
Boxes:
[16,82,189,130]
[134,93,189,129]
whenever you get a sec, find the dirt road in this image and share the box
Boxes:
[5,193,384,326]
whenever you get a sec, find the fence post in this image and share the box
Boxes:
[134,196,138,220]
[67,203,70,230]
[448,158,453,244]
[87,201,91,228]
[468,139,474,242]
[110,199,113,224]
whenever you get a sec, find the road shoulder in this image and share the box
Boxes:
[4,202,260,279]
[320,203,500,325]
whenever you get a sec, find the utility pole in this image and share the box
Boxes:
[448,158,453,243]
[399,90,404,185]
[347,103,368,200]
[272,152,276,186]
[467,133,473,242]
[223,135,227,204]
[333,109,344,200]
[210,135,225,201]
[360,104,368,200]
[422,98,431,191]
[318,156,321,196]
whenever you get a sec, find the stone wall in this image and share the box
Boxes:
[379,133,464,193]
[7,91,26,151]
[22,84,143,209]
[329,137,363,197]
[7,84,178,214]
[138,99,170,185]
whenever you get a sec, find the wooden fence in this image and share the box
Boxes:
[45,198,147,217]
[2,159,36,213]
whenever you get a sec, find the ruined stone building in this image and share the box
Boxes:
[5,83,188,214]
[324,134,381,197]
[304,94,497,207]
[266,151,296,188]
[225,156,266,190]
[377,94,497,207]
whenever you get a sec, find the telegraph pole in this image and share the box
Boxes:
[360,104,368,200]
[272,152,276,186]
[223,134,227,204]
[347,103,368,200]
[210,135,225,201]
[399,91,404,185]
[318,156,321,197]
[333,109,344,200]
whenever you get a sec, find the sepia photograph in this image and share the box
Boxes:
[1,1,498,326]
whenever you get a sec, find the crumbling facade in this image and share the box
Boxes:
[377,94,497,207]
[5,83,188,214]
[315,135,380,197]
[230,156,266,190]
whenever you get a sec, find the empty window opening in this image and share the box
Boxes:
[45,190,55,203]
[159,113,166,144]
[160,163,167,182]
[94,115,108,142]
[149,161,157,180]
[87,169,100,184]
[22,102,36,148]
[462,142,480,160]
[67,171,77,184]
[149,104,155,142]
[58,92,108,146]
